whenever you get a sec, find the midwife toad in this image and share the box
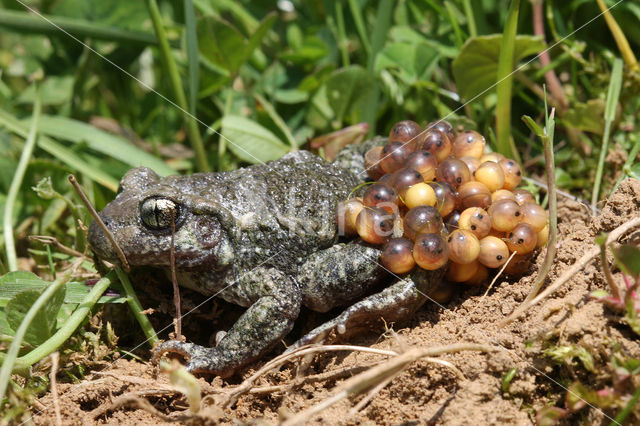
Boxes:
[88,143,443,377]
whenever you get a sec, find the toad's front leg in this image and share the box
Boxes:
[153,267,301,377]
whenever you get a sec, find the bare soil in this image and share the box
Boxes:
[29,179,640,425]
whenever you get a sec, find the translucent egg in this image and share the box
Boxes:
[453,130,485,159]
[478,236,509,268]
[447,229,480,265]
[381,237,416,274]
[413,233,449,270]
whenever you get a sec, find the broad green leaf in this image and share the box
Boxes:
[375,42,439,84]
[629,163,640,180]
[563,99,606,135]
[52,0,149,32]
[245,13,277,64]
[389,26,458,58]
[273,89,308,104]
[306,85,333,129]
[612,245,640,278]
[197,16,246,74]
[0,271,126,307]
[221,115,289,163]
[452,34,545,101]
[34,116,175,176]
[6,286,65,346]
[375,43,415,82]
[281,36,329,64]
[18,76,74,106]
[325,66,375,123]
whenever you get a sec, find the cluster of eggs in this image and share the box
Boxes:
[337,120,549,285]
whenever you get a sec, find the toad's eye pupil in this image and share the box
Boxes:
[140,197,179,230]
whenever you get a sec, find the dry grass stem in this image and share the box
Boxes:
[49,352,62,426]
[29,235,89,259]
[280,343,500,426]
[87,393,191,422]
[223,344,398,407]
[348,371,399,415]
[68,174,130,271]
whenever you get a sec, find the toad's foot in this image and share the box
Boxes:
[288,267,445,351]
[154,267,301,376]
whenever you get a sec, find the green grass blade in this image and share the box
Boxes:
[463,0,477,37]
[495,0,520,160]
[444,1,465,47]
[604,59,623,124]
[3,89,41,272]
[347,0,371,56]
[185,0,199,116]
[0,9,162,46]
[0,110,119,191]
[35,115,176,176]
[591,58,623,212]
[115,267,159,346]
[145,0,209,172]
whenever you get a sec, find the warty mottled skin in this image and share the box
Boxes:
[88,145,444,377]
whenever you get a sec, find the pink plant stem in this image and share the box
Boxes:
[532,0,568,112]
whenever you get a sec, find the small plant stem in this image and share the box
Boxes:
[68,175,130,272]
[184,0,199,116]
[532,0,568,112]
[597,235,622,301]
[334,1,350,67]
[0,263,77,401]
[591,58,623,213]
[114,267,159,346]
[145,0,209,172]
[523,107,557,305]
[4,89,41,271]
[495,0,521,161]
[9,269,114,374]
[597,0,639,72]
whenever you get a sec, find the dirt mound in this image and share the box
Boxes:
[31,179,640,425]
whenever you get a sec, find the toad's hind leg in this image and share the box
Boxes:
[154,267,301,377]
[290,267,445,350]
[298,242,386,313]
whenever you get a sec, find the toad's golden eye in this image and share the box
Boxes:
[140,197,180,230]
